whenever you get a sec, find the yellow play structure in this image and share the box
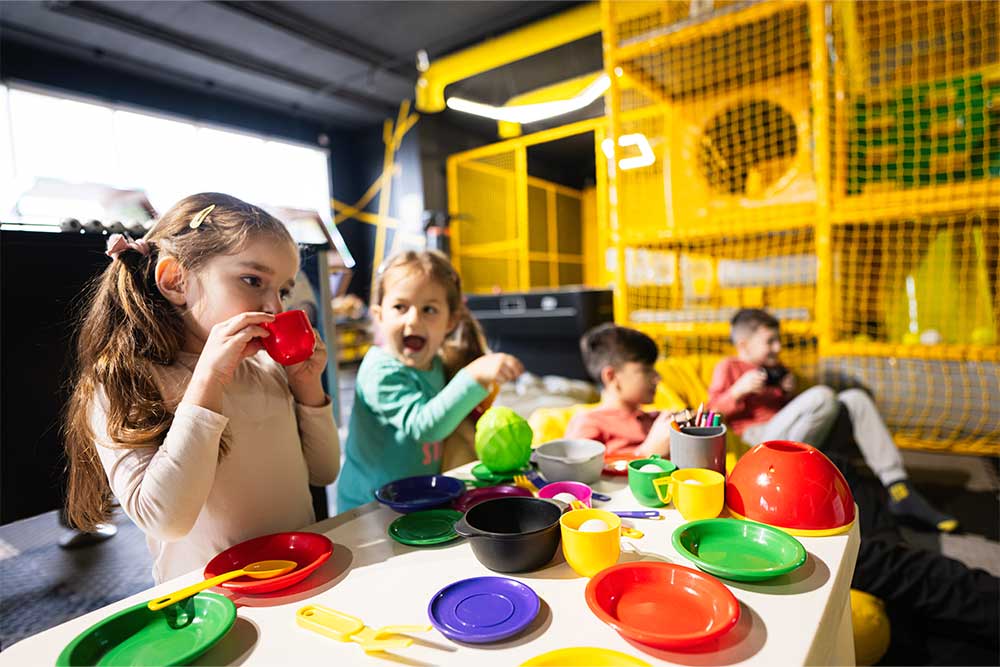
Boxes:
[447,0,999,455]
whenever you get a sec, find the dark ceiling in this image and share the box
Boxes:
[0,0,599,129]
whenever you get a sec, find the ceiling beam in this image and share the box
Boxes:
[416,2,600,113]
[212,1,406,77]
[0,22,363,128]
[46,0,398,114]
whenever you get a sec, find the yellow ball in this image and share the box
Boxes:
[851,589,890,666]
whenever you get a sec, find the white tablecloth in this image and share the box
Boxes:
[2,463,860,666]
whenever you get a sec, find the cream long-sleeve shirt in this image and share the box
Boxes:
[91,350,340,583]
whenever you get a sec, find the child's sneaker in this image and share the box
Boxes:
[887,480,959,532]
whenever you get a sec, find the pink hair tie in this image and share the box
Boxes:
[105,234,151,261]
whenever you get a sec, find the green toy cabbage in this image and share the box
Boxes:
[475,406,533,473]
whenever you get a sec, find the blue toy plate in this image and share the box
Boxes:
[375,475,466,513]
[428,576,540,644]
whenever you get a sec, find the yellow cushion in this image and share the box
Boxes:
[654,354,724,408]
[851,589,891,665]
[529,404,599,445]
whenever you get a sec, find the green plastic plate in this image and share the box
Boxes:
[388,509,464,546]
[671,518,807,582]
[470,463,530,484]
[57,592,236,666]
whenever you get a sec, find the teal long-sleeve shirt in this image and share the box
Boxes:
[336,346,488,512]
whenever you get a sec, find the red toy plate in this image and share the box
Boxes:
[602,456,636,477]
[203,531,333,593]
[585,562,740,649]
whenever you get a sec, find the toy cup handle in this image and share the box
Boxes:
[652,476,673,505]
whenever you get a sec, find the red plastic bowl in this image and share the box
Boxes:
[585,562,740,649]
[261,310,315,366]
[726,440,856,536]
[204,531,333,593]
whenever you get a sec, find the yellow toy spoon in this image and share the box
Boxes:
[296,605,431,653]
[148,559,297,611]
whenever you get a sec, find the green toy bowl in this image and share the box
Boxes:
[671,518,807,582]
[57,592,236,666]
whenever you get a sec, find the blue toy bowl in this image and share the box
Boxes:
[375,475,466,513]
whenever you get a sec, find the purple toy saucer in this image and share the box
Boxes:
[427,576,540,643]
[452,485,533,514]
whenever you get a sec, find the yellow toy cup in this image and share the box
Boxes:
[652,468,725,521]
[560,509,642,578]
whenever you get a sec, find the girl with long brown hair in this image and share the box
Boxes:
[64,192,340,582]
[335,250,523,512]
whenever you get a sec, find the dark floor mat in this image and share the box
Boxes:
[0,510,152,651]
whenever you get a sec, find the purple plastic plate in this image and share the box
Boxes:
[452,485,532,513]
[428,576,540,643]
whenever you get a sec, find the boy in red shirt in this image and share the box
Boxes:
[564,324,673,459]
[708,308,956,532]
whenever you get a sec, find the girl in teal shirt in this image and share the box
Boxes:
[337,251,523,512]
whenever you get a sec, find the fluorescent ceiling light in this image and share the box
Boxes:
[446,74,609,124]
[601,133,655,170]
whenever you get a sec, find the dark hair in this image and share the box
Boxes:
[579,324,659,383]
[64,192,295,531]
[730,308,780,344]
[374,249,488,379]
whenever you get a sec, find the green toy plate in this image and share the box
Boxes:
[388,509,464,546]
[671,518,807,582]
[470,463,531,484]
[57,592,236,666]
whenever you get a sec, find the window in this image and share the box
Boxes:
[0,84,332,226]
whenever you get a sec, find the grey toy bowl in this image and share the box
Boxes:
[531,439,606,484]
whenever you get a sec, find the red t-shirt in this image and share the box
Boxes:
[564,406,659,459]
[707,357,790,436]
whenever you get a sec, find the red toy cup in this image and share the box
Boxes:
[261,310,315,366]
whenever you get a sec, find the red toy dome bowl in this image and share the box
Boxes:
[725,440,856,536]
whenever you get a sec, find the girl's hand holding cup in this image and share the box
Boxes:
[193,312,275,387]
[285,328,328,407]
[464,353,524,389]
[185,312,274,413]
[257,309,327,407]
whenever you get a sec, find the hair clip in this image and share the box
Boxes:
[189,204,215,229]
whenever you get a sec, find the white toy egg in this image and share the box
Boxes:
[640,463,663,473]
[683,479,704,485]
[578,519,610,532]
[553,492,578,504]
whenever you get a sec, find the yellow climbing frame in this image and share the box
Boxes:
[447,118,610,294]
[600,0,999,454]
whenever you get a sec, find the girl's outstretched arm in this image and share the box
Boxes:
[90,388,228,542]
[364,367,488,445]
